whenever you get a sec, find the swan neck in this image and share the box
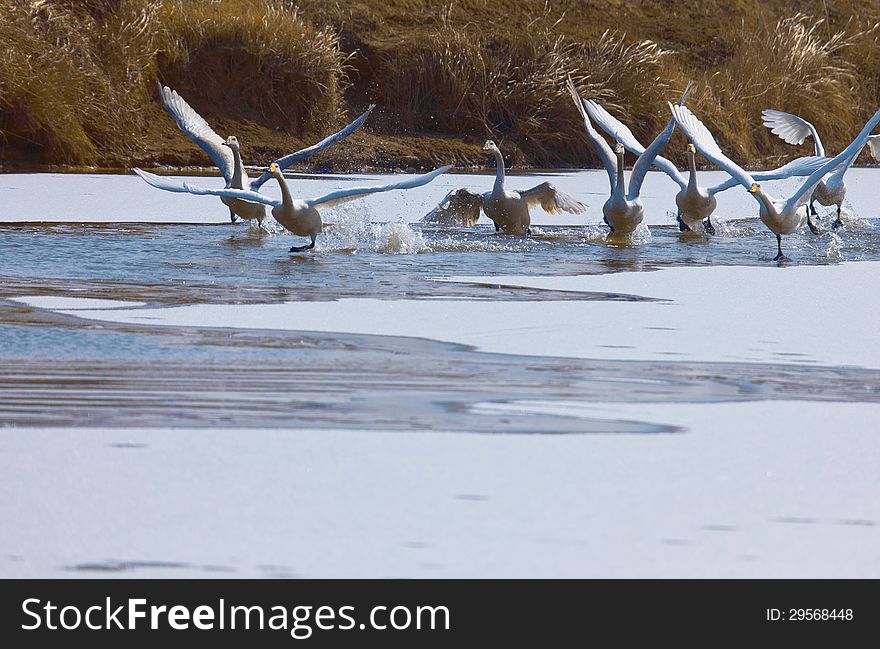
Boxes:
[686,151,698,189]
[274,171,292,207]
[492,149,505,193]
[230,146,244,189]
[613,150,625,195]
[753,188,774,214]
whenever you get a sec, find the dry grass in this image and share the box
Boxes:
[691,14,878,162]
[1,0,878,168]
[0,0,347,165]
[372,5,680,165]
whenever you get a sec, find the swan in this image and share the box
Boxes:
[567,76,682,236]
[134,165,451,252]
[158,84,374,225]
[584,97,831,234]
[762,109,880,231]
[421,140,586,234]
[671,103,880,260]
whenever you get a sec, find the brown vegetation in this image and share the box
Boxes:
[1,0,878,170]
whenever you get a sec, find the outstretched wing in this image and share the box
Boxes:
[307,166,452,209]
[784,107,880,212]
[584,84,691,191]
[421,188,484,225]
[158,85,237,184]
[249,105,376,191]
[133,168,280,207]
[761,109,825,156]
[567,76,617,189]
[708,155,832,195]
[670,103,757,192]
[519,182,586,214]
[627,108,680,198]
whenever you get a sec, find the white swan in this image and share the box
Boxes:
[585,97,830,234]
[762,109,880,230]
[672,103,880,260]
[421,140,586,234]
[158,84,374,224]
[134,165,451,252]
[567,76,682,236]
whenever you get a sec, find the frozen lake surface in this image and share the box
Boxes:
[1,169,879,577]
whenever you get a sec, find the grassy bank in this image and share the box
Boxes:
[1,0,878,171]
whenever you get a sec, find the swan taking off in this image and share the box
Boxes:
[421,141,585,234]
[158,84,374,225]
[567,76,683,237]
[584,94,830,234]
[762,109,880,231]
[672,103,880,260]
[134,165,451,252]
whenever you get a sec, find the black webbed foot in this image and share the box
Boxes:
[677,215,691,232]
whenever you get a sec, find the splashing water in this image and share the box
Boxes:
[606,221,653,246]
[377,222,428,254]
[253,217,283,235]
[316,203,426,254]
[825,231,842,259]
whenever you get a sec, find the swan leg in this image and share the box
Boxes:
[229,209,237,224]
[703,216,716,235]
[526,228,532,236]
[831,204,844,230]
[494,222,501,232]
[806,201,821,235]
[676,214,691,232]
[773,234,787,261]
[289,232,317,253]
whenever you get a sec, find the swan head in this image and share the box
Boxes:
[613,142,625,155]
[749,182,761,194]
[268,162,280,176]
[687,143,696,154]
[223,136,240,149]
[482,140,498,153]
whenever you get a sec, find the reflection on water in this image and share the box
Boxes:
[2,216,879,432]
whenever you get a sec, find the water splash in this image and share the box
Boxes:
[607,222,653,246]
[377,221,428,254]
[317,204,426,254]
[253,217,283,235]
[825,231,842,259]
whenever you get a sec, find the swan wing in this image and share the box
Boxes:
[307,166,451,209]
[783,107,880,212]
[566,76,617,189]
[670,103,756,192]
[519,182,586,214]
[707,155,832,195]
[627,110,678,198]
[761,109,824,156]
[133,168,280,206]
[158,85,237,184]
[249,105,375,191]
[584,98,687,191]
[421,188,484,224]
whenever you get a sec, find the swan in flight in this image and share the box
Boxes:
[762,109,880,230]
[158,84,374,225]
[584,95,830,234]
[567,76,683,236]
[672,103,880,260]
[134,165,451,252]
[421,140,586,234]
